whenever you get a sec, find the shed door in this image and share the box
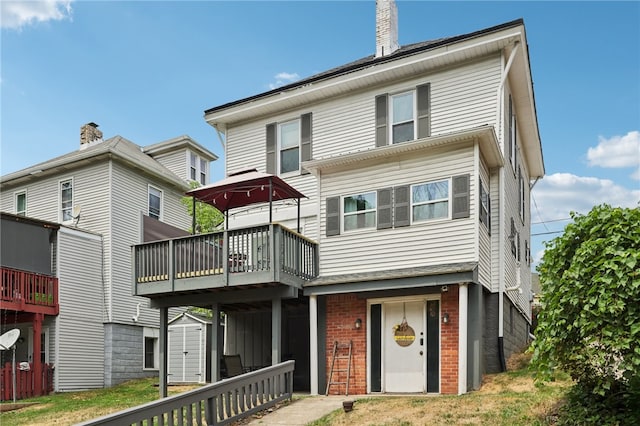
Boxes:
[168,324,204,383]
[383,301,424,392]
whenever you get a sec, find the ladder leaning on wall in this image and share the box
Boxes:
[325,340,353,396]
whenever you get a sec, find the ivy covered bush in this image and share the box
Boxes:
[531,204,640,424]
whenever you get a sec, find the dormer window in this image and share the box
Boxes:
[189,151,208,185]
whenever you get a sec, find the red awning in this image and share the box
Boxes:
[186,169,305,213]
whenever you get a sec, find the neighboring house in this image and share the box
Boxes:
[132,1,544,396]
[0,123,217,394]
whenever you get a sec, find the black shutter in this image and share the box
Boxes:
[326,196,340,236]
[508,95,513,165]
[452,174,470,219]
[375,94,388,147]
[417,83,431,139]
[377,188,392,229]
[301,113,312,174]
[394,185,410,227]
[266,122,277,174]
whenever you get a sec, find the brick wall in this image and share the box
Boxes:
[325,294,367,394]
[440,285,459,394]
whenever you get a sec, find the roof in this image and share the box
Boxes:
[1,136,189,190]
[186,168,305,212]
[143,135,218,161]
[203,18,544,179]
[204,19,524,115]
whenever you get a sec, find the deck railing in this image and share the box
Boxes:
[0,267,59,314]
[76,360,295,426]
[133,224,318,294]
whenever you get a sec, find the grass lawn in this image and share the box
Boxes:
[1,354,572,426]
[0,378,200,426]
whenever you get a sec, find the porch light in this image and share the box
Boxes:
[442,313,450,324]
[354,318,362,329]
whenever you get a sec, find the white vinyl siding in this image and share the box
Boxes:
[55,228,104,391]
[153,149,191,182]
[478,160,492,289]
[319,145,475,276]
[110,161,190,324]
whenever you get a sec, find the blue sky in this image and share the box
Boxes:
[2,0,639,266]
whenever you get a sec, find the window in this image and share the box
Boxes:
[190,152,197,181]
[15,191,26,216]
[279,119,300,174]
[148,186,162,220]
[189,152,208,185]
[375,84,430,147]
[479,180,490,232]
[200,158,207,185]
[343,192,376,231]
[143,328,159,370]
[411,179,449,222]
[266,113,312,176]
[60,179,73,222]
[391,91,415,143]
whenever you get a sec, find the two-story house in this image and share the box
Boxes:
[0,123,217,393]
[133,0,544,396]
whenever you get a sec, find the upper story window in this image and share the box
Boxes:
[479,179,491,232]
[279,119,300,174]
[375,83,430,147]
[411,179,450,222]
[266,113,312,176]
[391,91,415,143]
[60,179,73,222]
[148,185,162,220]
[189,152,208,185]
[15,191,26,216]
[343,192,377,231]
[199,158,207,185]
[325,174,470,237]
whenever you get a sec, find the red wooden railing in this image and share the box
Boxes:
[0,267,59,315]
[0,362,54,401]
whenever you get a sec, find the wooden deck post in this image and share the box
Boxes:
[159,307,168,398]
[271,298,281,365]
[210,303,219,382]
[33,313,43,396]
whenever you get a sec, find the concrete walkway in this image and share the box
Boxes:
[246,394,348,425]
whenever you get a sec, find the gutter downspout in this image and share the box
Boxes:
[497,40,520,372]
[214,125,226,152]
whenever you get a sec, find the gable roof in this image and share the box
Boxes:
[1,136,190,190]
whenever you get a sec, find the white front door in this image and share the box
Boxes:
[383,301,424,392]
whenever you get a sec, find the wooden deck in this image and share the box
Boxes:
[133,223,318,298]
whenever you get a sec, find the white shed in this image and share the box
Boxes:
[167,312,212,384]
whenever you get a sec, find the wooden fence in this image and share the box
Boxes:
[0,362,54,401]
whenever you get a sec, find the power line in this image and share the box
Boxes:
[531,230,564,236]
[531,193,549,232]
[531,217,572,225]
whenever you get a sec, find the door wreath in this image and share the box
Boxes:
[392,303,416,347]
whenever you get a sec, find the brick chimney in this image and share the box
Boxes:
[376,0,399,58]
[80,122,103,147]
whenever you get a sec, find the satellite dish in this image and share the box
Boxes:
[0,329,20,351]
[72,205,82,219]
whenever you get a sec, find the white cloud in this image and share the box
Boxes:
[587,131,640,176]
[268,72,300,90]
[532,172,640,223]
[1,1,73,30]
